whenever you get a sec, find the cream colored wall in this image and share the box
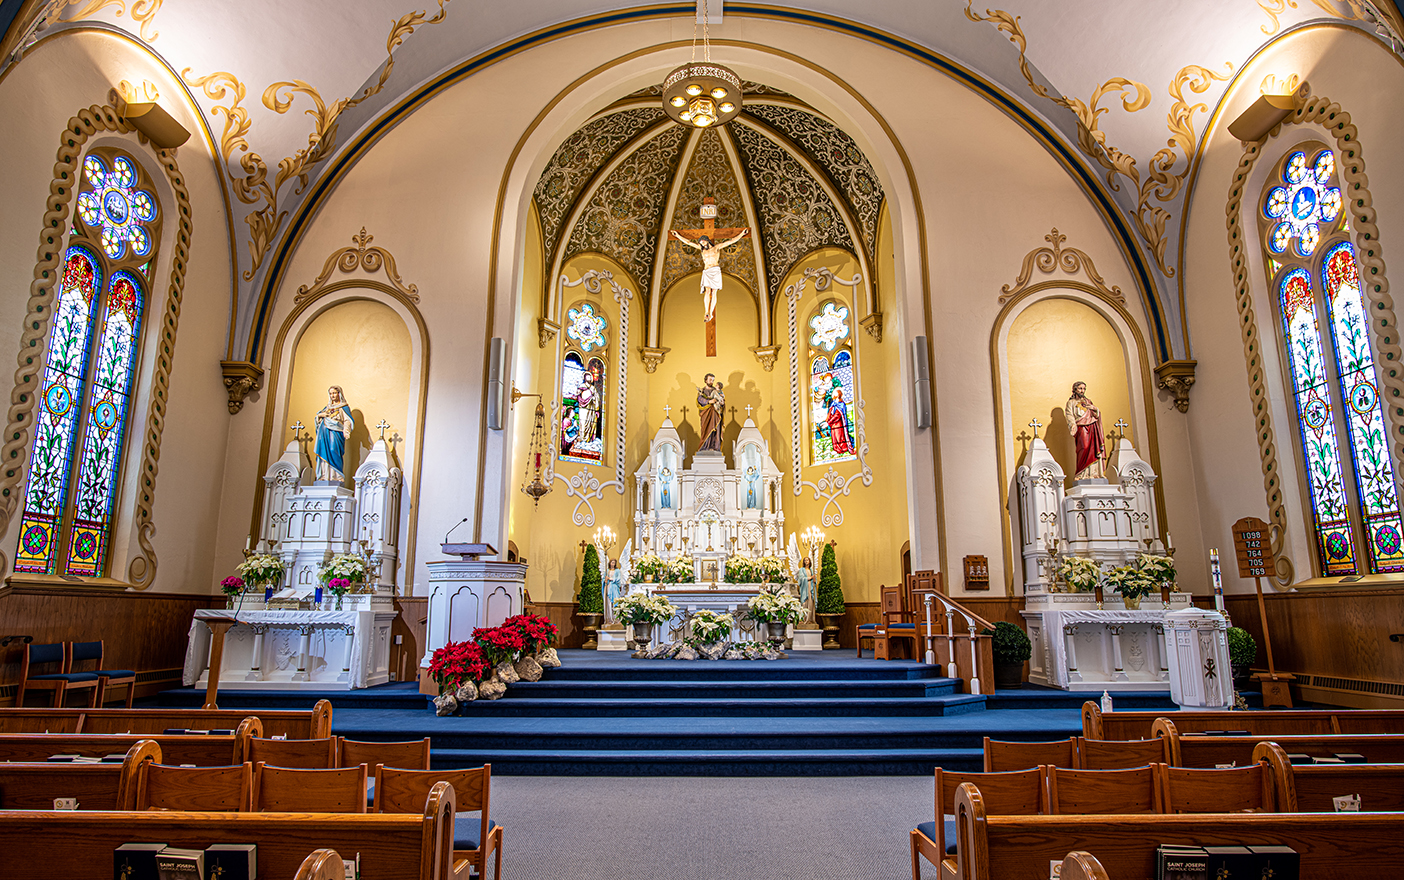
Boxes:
[1180,24,1404,593]
[284,299,412,484]
[0,29,234,592]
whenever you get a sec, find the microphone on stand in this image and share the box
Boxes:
[444,517,469,545]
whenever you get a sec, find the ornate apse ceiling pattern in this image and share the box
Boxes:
[6,0,1401,365]
[658,129,760,300]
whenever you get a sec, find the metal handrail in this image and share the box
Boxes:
[916,589,991,695]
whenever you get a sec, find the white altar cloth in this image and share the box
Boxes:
[183,608,393,690]
[1035,609,1171,691]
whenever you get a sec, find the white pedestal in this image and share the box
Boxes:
[598,627,630,651]
[1163,608,1233,710]
[792,629,823,651]
[422,553,528,670]
[1061,480,1138,565]
[183,608,395,690]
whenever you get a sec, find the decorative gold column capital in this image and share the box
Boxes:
[220,360,264,414]
[538,318,560,349]
[638,346,671,373]
[859,312,884,343]
[750,344,781,372]
[1155,359,1197,413]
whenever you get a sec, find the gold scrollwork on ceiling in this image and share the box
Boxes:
[1257,0,1368,36]
[296,227,419,303]
[183,0,453,282]
[963,3,1231,279]
[999,228,1123,304]
[61,0,163,42]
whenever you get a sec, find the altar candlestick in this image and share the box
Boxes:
[245,535,252,552]
[1166,532,1174,553]
[1210,548,1226,617]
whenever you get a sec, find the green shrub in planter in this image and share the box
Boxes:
[1226,626,1257,667]
[985,621,1033,665]
[816,543,845,615]
[577,544,603,615]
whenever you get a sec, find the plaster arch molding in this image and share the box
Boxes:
[484,41,940,565]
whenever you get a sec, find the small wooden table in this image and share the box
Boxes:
[201,619,236,709]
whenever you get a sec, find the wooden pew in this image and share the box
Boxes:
[296,849,348,880]
[945,782,1404,880]
[1288,763,1404,812]
[1082,701,1404,740]
[0,700,333,738]
[0,781,458,880]
[0,718,260,766]
[1152,719,1404,767]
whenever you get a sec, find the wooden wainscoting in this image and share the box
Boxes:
[1224,586,1404,708]
[0,585,222,706]
[391,596,427,684]
[533,601,587,649]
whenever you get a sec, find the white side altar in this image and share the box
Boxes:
[1015,433,1191,690]
[183,600,396,690]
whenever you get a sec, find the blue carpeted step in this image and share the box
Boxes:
[539,662,946,682]
[505,678,961,700]
[983,687,1179,711]
[152,684,426,711]
[424,694,987,718]
[429,747,985,776]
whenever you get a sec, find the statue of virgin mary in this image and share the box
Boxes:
[315,385,354,484]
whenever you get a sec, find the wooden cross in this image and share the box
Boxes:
[1113,418,1129,439]
[376,419,391,439]
[671,197,747,357]
[1028,417,1042,439]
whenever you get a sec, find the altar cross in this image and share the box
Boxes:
[376,419,391,439]
[290,420,304,441]
[1028,417,1042,439]
[662,403,672,419]
[745,404,753,419]
[1113,418,1129,439]
[670,197,748,357]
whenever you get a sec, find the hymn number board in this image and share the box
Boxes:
[1231,517,1275,579]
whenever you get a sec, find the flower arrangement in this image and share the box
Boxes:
[474,625,526,666]
[1104,564,1156,601]
[319,553,368,589]
[661,555,694,584]
[613,592,678,625]
[237,553,285,587]
[428,639,491,694]
[220,575,245,598]
[724,555,755,584]
[1136,553,1176,591]
[326,578,353,599]
[747,587,805,624]
[631,553,666,582]
[725,555,791,584]
[689,609,734,644]
[1056,556,1102,593]
[501,613,558,654]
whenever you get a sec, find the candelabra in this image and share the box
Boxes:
[800,526,825,567]
[594,525,617,558]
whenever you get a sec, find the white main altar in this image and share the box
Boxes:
[1014,433,1193,691]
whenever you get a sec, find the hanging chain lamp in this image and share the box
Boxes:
[515,386,551,505]
[662,0,741,128]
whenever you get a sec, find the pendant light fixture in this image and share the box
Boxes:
[662,0,741,129]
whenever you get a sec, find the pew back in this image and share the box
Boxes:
[0,727,257,766]
[1083,702,1404,740]
[1290,763,1404,812]
[0,763,125,810]
[1153,724,1404,768]
[0,701,332,738]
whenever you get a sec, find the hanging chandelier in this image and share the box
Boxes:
[661,0,742,129]
[514,386,551,505]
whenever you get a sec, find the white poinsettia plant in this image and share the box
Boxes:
[690,609,734,643]
[1056,555,1102,593]
[237,553,285,586]
[614,592,678,625]
[747,587,805,624]
[319,553,369,588]
[1136,553,1176,590]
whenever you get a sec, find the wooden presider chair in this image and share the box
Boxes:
[910,766,1044,880]
[253,763,368,813]
[375,764,504,880]
[857,584,919,660]
[67,640,136,708]
[16,642,99,708]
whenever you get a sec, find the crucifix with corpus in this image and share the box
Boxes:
[670,196,750,357]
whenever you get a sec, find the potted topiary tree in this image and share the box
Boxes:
[1226,626,1257,690]
[985,621,1032,689]
[815,543,845,649]
[577,544,604,649]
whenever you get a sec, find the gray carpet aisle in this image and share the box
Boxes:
[486,775,939,880]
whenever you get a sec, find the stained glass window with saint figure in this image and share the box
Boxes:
[1259,143,1403,575]
[808,300,856,465]
[559,302,608,466]
[15,149,160,576]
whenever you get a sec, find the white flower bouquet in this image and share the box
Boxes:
[237,553,285,586]
[1056,555,1102,593]
[690,609,734,644]
[747,587,805,624]
[1105,564,1156,600]
[1136,553,1176,591]
[319,553,369,589]
[756,555,789,584]
[614,592,677,625]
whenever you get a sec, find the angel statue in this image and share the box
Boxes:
[787,534,815,625]
[601,539,634,627]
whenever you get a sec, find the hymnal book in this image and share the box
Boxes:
[1204,846,1256,878]
[155,847,204,880]
[48,754,80,762]
[1311,755,1345,764]
[1333,793,1362,811]
[1335,753,1367,763]
[1286,753,1312,764]
[1157,845,1208,880]
[1248,845,1299,880]
[205,844,256,880]
[73,755,102,763]
[115,843,168,880]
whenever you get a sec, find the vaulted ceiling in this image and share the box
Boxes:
[4,0,1401,362]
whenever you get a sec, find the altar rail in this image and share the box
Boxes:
[912,587,995,695]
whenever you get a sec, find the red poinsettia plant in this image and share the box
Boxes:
[428,639,491,694]
[501,613,558,654]
[474,625,526,666]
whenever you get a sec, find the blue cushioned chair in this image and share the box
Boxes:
[68,640,136,707]
[375,764,503,880]
[875,584,918,660]
[17,642,99,707]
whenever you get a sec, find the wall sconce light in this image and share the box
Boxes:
[110,85,190,149]
[1227,82,1310,142]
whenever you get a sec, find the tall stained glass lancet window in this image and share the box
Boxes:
[808,299,857,466]
[559,301,608,466]
[1259,142,1404,575]
[15,149,160,576]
